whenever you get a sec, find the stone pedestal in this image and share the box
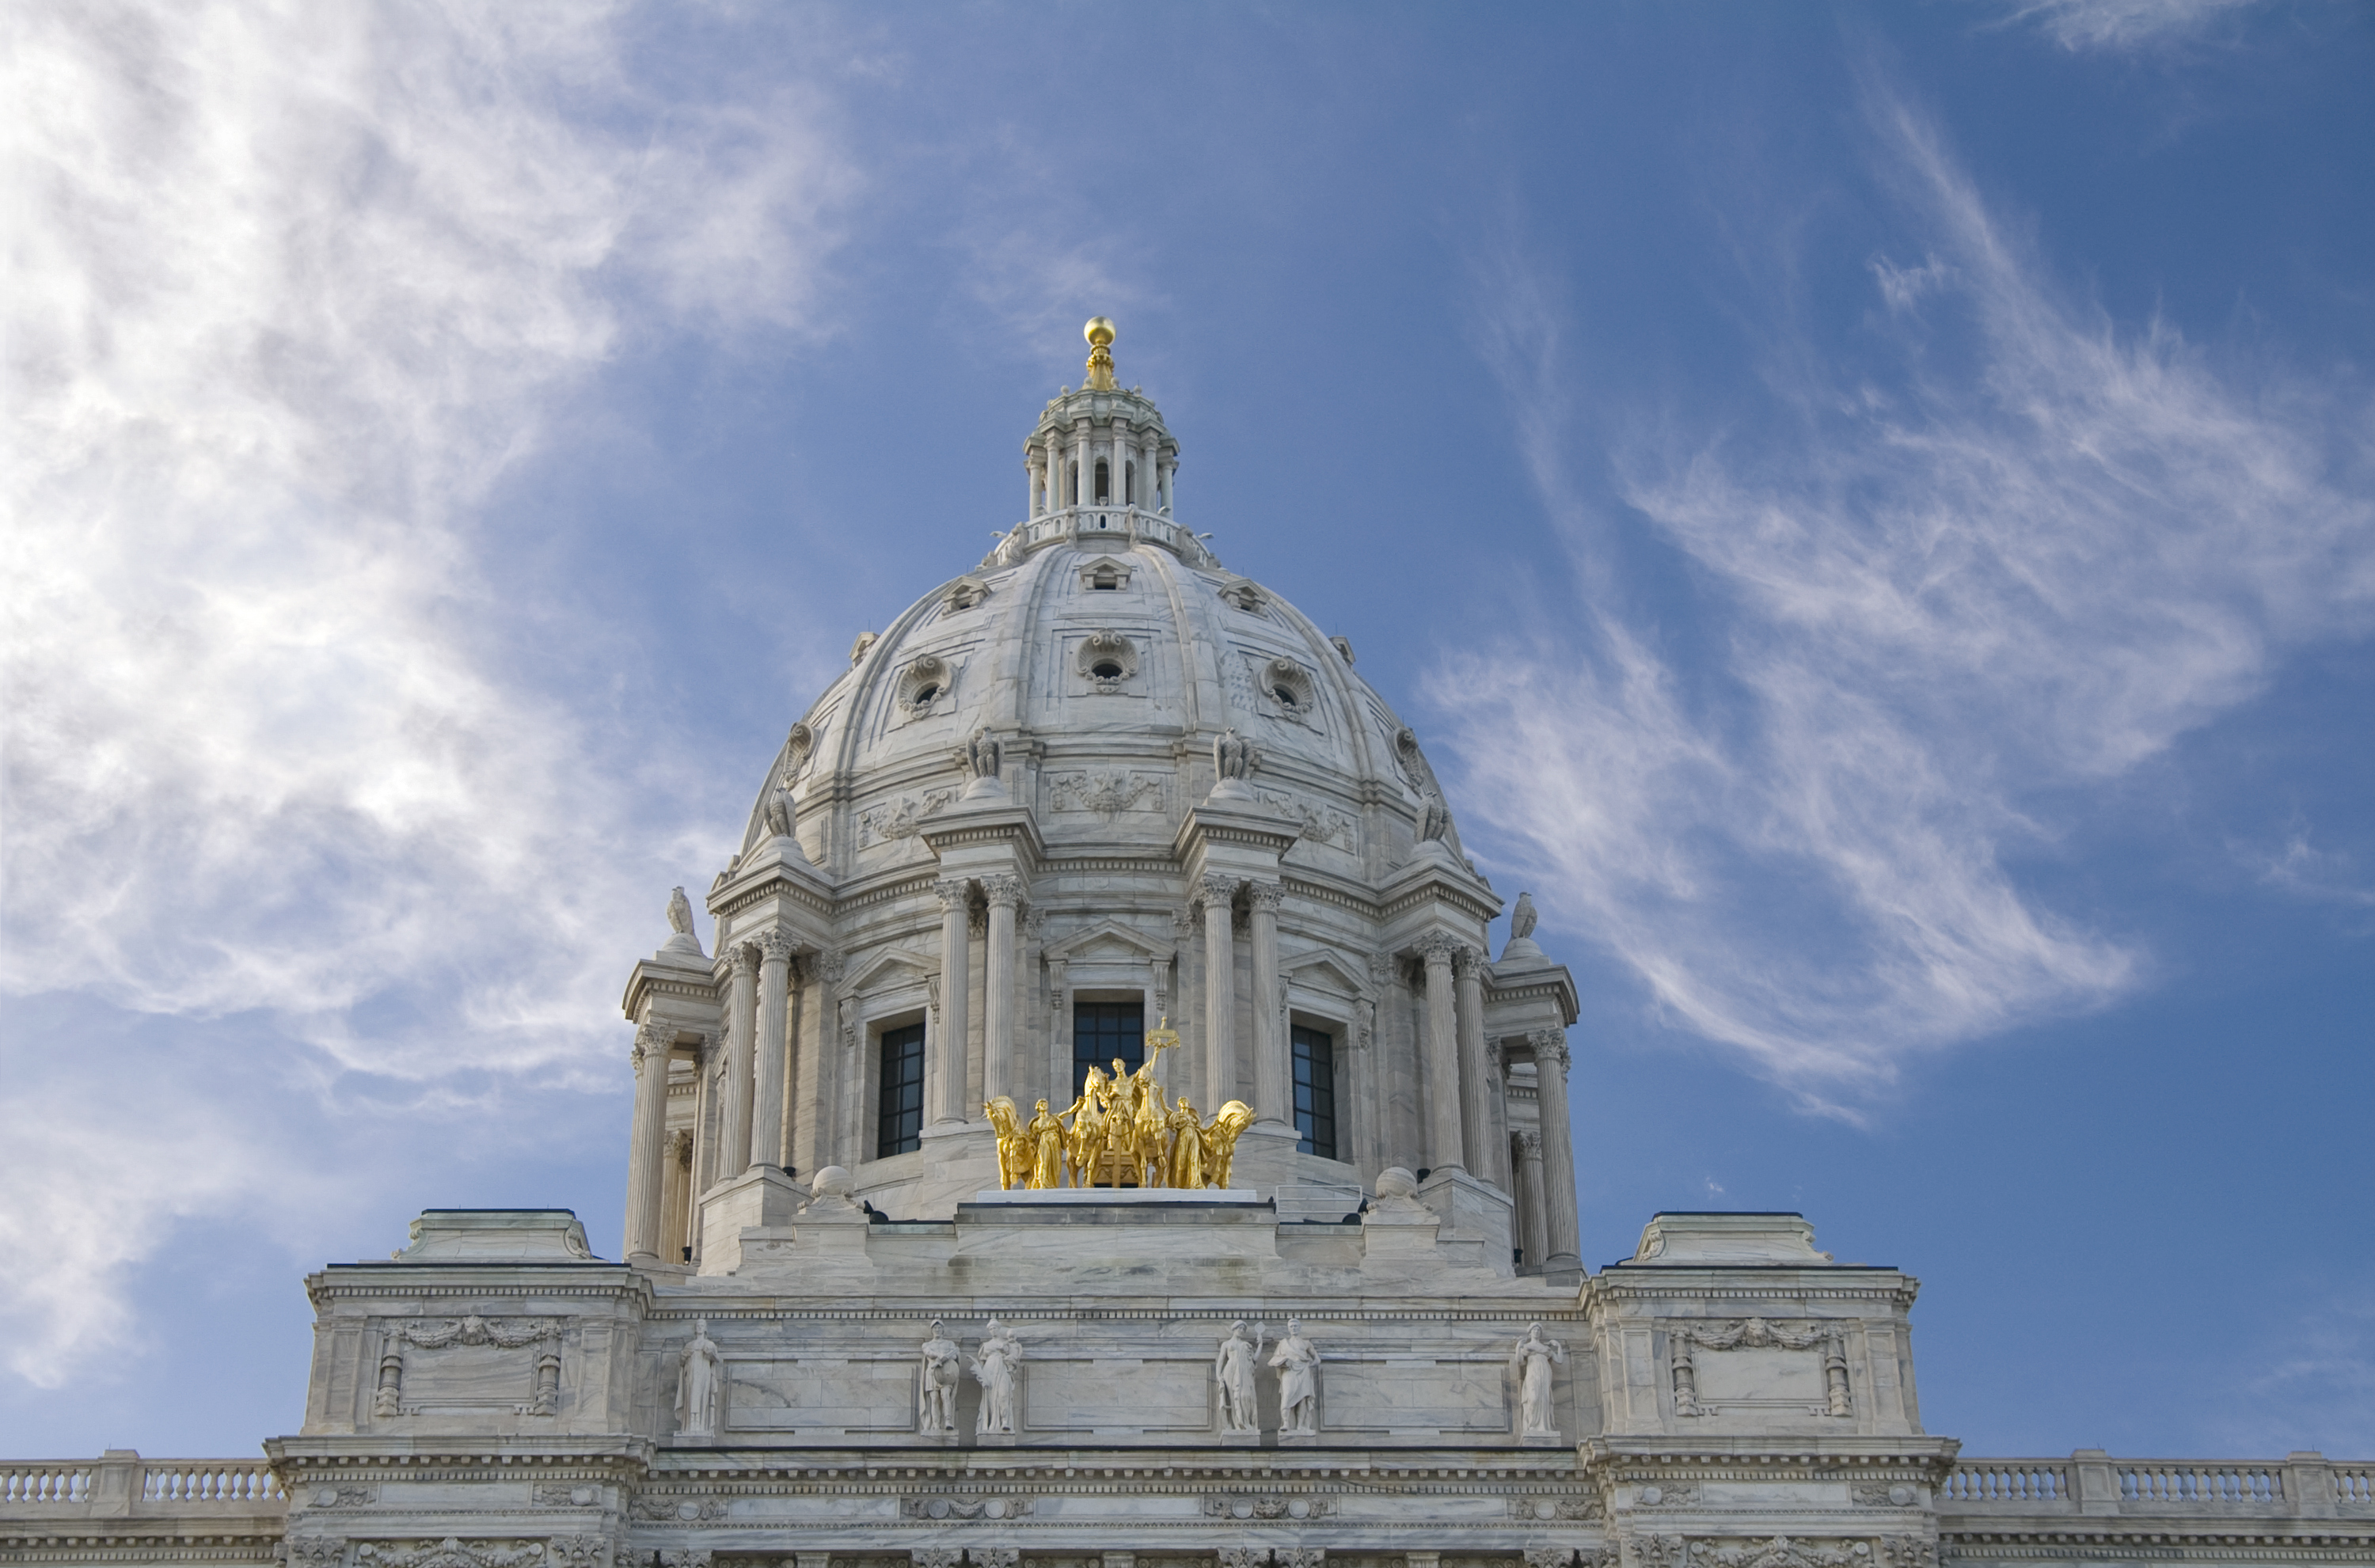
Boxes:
[695,1164,803,1274]
[1418,1165,1515,1275]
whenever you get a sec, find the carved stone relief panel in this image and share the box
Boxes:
[857,789,957,849]
[1668,1319,1852,1421]
[353,1542,549,1568]
[1049,770,1167,822]
[1254,789,1358,852]
[373,1317,560,1418]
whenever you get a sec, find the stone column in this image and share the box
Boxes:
[1514,1129,1549,1271]
[1248,881,1288,1131]
[1047,955,1070,1102]
[748,931,794,1173]
[1199,873,1240,1111]
[660,1129,691,1263]
[1485,1039,1513,1191]
[1455,944,1498,1186]
[623,1022,671,1266]
[717,946,758,1177]
[1028,448,1044,516]
[1418,935,1465,1176]
[982,875,1023,1106]
[793,955,812,1178]
[930,877,973,1127]
[689,1033,717,1200]
[1161,453,1176,512]
[1530,1027,1581,1271]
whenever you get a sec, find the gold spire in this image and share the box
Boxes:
[1083,317,1117,390]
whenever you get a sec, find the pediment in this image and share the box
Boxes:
[1043,917,1175,965]
[844,948,936,994]
[1282,950,1368,997]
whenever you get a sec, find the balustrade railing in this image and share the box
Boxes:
[1,1464,93,1505]
[1944,1454,2370,1521]
[2120,1463,2284,1504]
[0,1454,281,1516]
[140,1463,281,1503]
[1940,1462,2070,1502]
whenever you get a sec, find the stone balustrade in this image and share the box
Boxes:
[2,1454,283,1518]
[1940,1451,2375,1521]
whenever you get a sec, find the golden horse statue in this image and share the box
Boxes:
[983,1095,1028,1190]
[1202,1099,1255,1190]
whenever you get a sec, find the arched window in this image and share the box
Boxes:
[1094,458,1111,503]
[1125,461,1137,504]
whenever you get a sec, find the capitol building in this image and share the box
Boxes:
[6,325,2367,1568]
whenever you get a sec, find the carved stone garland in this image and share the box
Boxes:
[1669,1317,1852,1419]
[372,1317,560,1418]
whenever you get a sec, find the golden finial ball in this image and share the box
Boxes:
[1084,317,1115,348]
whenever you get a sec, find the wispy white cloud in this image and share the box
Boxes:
[2004,0,2266,52]
[0,0,857,1383]
[2229,1282,2375,1456]
[2240,823,2375,907]
[1437,89,2374,1107]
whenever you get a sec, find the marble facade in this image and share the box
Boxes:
[9,330,2366,1568]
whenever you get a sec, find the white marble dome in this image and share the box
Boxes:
[746,466,1465,885]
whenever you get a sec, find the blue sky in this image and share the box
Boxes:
[5,0,2372,1461]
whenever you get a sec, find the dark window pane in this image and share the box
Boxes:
[876,1023,926,1156]
[1291,1025,1336,1160]
[1072,1001,1144,1098]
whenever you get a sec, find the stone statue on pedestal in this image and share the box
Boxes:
[970,1318,1023,1437]
[1214,1319,1265,1437]
[1268,1316,1321,1437]
[918,1320,961,1437]
[674,1319,721,1440]
[1510,1321,1568,1438]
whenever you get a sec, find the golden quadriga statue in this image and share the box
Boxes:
[986,1018,1253,1190]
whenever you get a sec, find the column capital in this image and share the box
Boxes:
[1514,1128,1544,1160]
[728,943,759,978]
[1245,879,1286,912]
[756,928,796,963]
[930,875,975,912]
[1527,1026,1571,1072]
[1453,941,1488,978]
[632,1022,667,1069]
[980,873,1025,909]
[1366,951,1396,988]
[1416,931,1459,966]
[1195,871,1242,909]
[1485,1038,1503,1069]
